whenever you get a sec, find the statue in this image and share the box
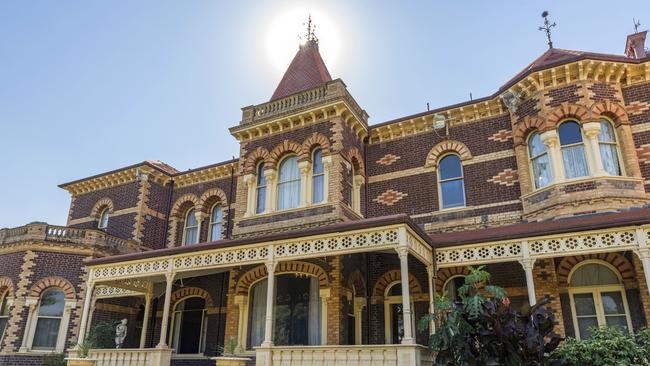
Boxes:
[115,318,127,348]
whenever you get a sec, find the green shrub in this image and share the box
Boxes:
[42,352,66,366]
[554,327,650,366]
[88,321,117,349]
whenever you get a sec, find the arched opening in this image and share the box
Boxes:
[247,274,321,348]
[209,203,223,241]
[0,289,9,343]
[568,261,632,339]
[442,275,465,302]
[170,297,207,354]
[438,154,466,209]
[183,208,199,245]
[256,162,267,214]
[32,289,65,350]
[312,148,324,204]
[559,120,588,178]
[277,155,301,210]
[383,282,415,345]
[98,207,110,230]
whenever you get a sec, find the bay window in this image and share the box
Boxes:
[598,119,622,176]
[528,132,553,188]
[559,121,589,179]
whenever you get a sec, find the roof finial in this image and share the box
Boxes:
[633,18,641,33]
[539,11,557,49]
[302,14,318,45]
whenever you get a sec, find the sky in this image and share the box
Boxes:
[1,0,648,228]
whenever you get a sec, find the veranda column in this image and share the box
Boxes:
[157,272,175,348]
[140,293,152,348]
[261,261,277,347]
[520,240,537,306]
[76,280,95,344]
[396,247,414,344]
[426,264,436,334]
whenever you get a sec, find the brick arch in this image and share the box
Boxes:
[425,140,472,168]
[556,253,635,288]
[244,147,270,174]
[346,147,365,176]
[169,287,214,309]
[347,270,367,296]
[29,276,76,300]
[547,103,590,128]
[268,140,304,169]
[0,277,14,297]
[435,267,470,293]
[197,188,228,213]
[372,270,423,297]
[235,261,330,295]
[90,198,114,219]
[513,116,549,147]
[301,132,331,161]
[590,100,630,126]
[170,194,199,218]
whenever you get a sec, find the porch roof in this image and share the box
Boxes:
[430,207,650,248]
[87,214,433,266]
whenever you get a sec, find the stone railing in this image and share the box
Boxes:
[0,222,141,254]
[85,348,172,366]
[240,79,368,126]
[255,344,433,366]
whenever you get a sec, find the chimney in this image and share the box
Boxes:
[625,30,647,59]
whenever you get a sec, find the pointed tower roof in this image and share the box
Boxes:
[270,38,332,101]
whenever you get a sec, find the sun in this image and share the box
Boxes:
[265,8,341,75]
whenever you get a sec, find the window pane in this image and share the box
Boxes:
[278,181,300,210]
[0,318,7,340]
[257,164,266,185]
[600,143,621,176]
[441,180,465,208]
[185,227,198,245]
[439,155,462,180]
[531,154,552,188]
[39,290,65,317]
[210,223,221,241]
[528,132,546,157]
[0,297,8,316]
[312,175,324,203]
[571,264,620,286]
[573,293,597,316]
[256,187,266,213]
[32,318,61,349]
[248,279,267,348]
[577,317,598,339]
[99,210,109,229]
[562,145,588,178]
[312,149,323,174]
[185,209,197,226]
[605,315,628,332]
[598,120,616,142]
[278,156,300,182]
[559,121,583,145]
[601,292,625,315]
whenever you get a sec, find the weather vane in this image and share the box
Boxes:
[633,18,641,33]
[302,14,318,44]
[539,11,557,49]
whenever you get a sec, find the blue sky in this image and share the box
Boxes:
[1,0,648,227]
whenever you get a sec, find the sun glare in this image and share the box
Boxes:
[265,8,341,75]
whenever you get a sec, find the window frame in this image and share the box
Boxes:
[0,289,9,345]
[97,207,110,230]
[527,131,553,189]
[276,155,301,211]
[597,118,624,176]
[30,289,66,351]
[437,153,467,210]
[567,260,633,340]
[312,148,325,204]
[558,120,590,179]
[182,208,199,246]
[208,203,223,242]
[255,162,267,214]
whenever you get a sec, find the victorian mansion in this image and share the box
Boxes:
[1,23,650,366]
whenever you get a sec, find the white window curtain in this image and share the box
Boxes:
[312,149,325,204]
[559,121,589,179]
[32,289,65,350]
[249,279,267,348]
[98,208,109,229]
[184,208,198,245]
[438,154,466,209]
[256,163,267,214]
[209,204,223,241]
[0,292,9,343]
[528,132,553,188]
[277,156,301,210]
[598,120,621,176]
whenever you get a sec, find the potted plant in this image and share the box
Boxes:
[65,338,97,366]
[212,337,250,366]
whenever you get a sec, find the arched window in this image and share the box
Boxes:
[183,209,198,245]
[248,275,321,348]
[98,208,109,230]
[443,276,465,302]
[32,289,65,350]
[438,154,466,209]
[0,290,9,343]
[569,262,632,339]
[345,163,355,206]
[598,119,622,176]
[559,121,588,178]
[528,132,553,188]
[312,149,325,204]
[256,163,267,214]
[383,282,415,344]
[170,297,207,354]
[209,204,223,241]
[277,156,300,210]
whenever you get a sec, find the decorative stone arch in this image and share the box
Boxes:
[513,116,550,147]
[372,270,423,297]
[590,100,630,126]
[435,267,470,293]
[170,194,199,218]
[347,270,367,297]
[345,147,365,176]
[29,276,76,300]
[169,287,215,309]
[90,198,114,219]
[268,140,304,169]
[244,147,270,174]
[425,140,473,168]
[547,103,590,128]
[0,277,14,297]
[301,132,332,161]
[557,253,636,288]
[235,261,330,295]
[197,188,228,213]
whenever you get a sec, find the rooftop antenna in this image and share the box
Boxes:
[469,92,473,101]
[427,102,430,111]
[633,18,641,33]
[539,11,557,49]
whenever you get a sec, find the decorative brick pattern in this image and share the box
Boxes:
[371,269,423,296]
[627,100,650,116]
[637,144,650,164]
[373,189,408,206]
[28,276,76,299]
[425,140,472,168]
[170,287,215,308]
[376,154,401,166]
[488,129,512,143]
[487,168,519,186]
[556,253,635,288]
